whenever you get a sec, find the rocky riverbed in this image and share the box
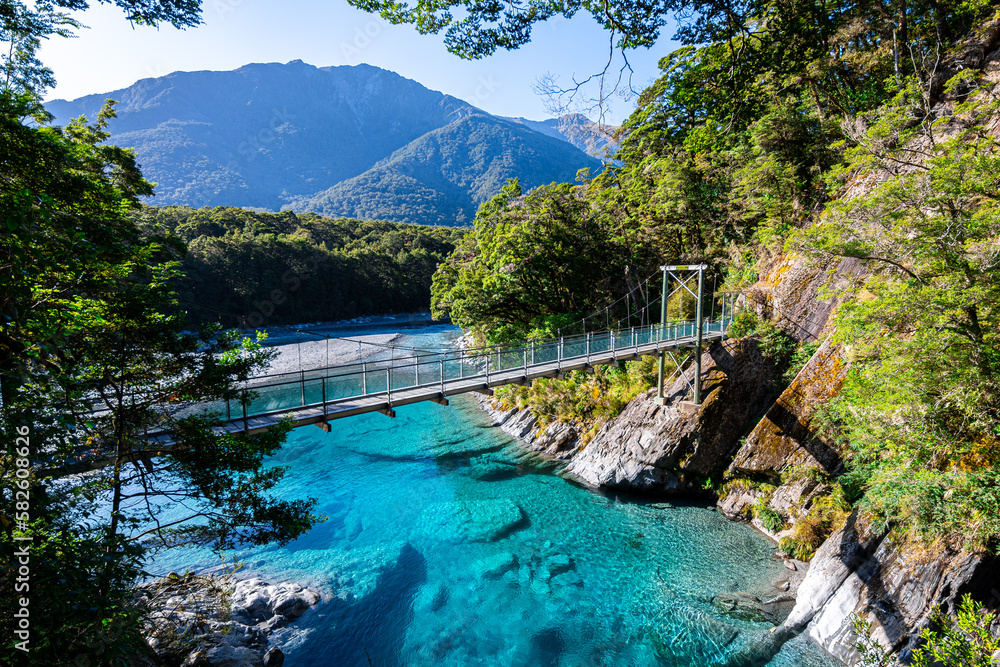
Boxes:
[136,572,321,666]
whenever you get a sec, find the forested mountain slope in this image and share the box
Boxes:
[46,61,600,224]
[284,113,602,226]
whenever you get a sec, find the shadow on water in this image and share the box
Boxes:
[309,543,427,666]
[511,626,566,667]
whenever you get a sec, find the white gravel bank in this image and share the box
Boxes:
[259,333,403,378]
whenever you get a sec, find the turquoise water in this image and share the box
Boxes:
[148,325,840,667]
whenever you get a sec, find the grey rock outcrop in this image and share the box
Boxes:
[781,511,1000,664]
[138,573,320,667]
[481,397,582,460]
[718,337,850,538]
[565,338,781,492]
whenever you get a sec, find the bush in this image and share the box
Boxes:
[494,356,664,432]
[778,488,850,561]
[752,498,785,532]
[726,311,800,377]
[853,594,999,667]
[912,594,1000,667]
[783,341,819,385]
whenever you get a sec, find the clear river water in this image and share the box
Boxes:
[148,324,841,667]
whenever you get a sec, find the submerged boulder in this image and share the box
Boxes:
[410,499,526,543]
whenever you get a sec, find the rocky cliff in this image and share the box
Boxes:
[481,275,997,666]
[482,327,999,664]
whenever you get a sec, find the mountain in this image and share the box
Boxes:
[504,113,620,161]
[285,113,601,226]
[46,61,602,224]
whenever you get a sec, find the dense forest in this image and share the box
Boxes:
[429,0,1000,572]
[284,113,602,226]
[133,206,465,327]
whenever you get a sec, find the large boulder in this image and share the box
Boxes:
[138,573,321,667]
[564,338,781,493]
[781,511,1000,664]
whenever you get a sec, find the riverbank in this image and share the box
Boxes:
[138,571,321,667]
[259,332,402,377]
[249,312,452,377]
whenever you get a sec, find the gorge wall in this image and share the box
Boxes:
[479,236,1000,667]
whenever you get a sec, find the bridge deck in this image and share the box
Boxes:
[58,321,730,472]
[148,329,724,446]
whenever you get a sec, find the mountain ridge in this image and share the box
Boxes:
[46,61,607,224]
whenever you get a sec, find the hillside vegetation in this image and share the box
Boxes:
[431,2,1000,557]
[285,114,600,226]
[134,205,465,327]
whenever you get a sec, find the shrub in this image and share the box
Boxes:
[911,594,1000,667]
[778,488,850,560]
[493,356,664,432]
[752,499,785,532]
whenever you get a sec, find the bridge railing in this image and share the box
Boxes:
[226,318,731,419]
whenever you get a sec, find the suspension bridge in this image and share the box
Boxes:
[65,265,735,471]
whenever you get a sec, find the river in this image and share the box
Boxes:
[147,323,841,666]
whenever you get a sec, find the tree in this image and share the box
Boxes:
[431,179,635,343]
[1,96,320,663]
[796,73,1000,548]
[0,3,322,663]
[1,1,201,111]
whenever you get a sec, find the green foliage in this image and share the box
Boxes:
[784,341,819,385]
[0,96,317,664]
[1,1,200,102]
[752,499,785,533]
[494,357,661,433]
[778,488,851,561]
[852,595,1000,667]
[911,594,1000,667]
[286,114,601,227]
[797,75,1000,551]
[851,615,895,667]
[726,311,801,376]
[133,205,464,327]
[431,179,646,344]
[732,97,841,248]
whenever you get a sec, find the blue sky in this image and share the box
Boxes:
[40,0,678,125]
